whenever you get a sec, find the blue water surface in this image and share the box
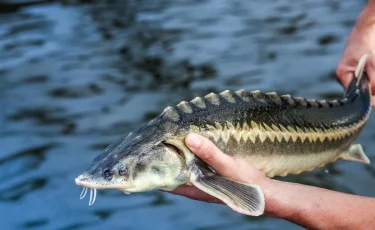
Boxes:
[1,0,374,229]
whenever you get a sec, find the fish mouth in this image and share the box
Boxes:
[75,177,99,206]
[75,177,132,190]
[75,177,101,189]
[75,177,134,206]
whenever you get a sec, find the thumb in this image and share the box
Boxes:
[185,133,237,178]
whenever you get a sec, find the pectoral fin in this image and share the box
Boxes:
[341,144,370,164]
[190,166,265,216]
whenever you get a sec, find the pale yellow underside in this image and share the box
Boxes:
[240,150,340,178]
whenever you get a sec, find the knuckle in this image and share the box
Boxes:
[336,67,345,80]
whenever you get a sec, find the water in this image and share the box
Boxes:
[1,0,374,229]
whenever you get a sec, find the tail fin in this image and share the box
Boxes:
[345,55,371,101]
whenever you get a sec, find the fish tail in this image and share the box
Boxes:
[344,55,372,112]
[346,55,371,98]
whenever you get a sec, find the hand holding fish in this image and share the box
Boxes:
[337,1,375,106]
[170,133,268,204]
[171,134,375,229]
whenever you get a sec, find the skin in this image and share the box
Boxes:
[171,2,375,229]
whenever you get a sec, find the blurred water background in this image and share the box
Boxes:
[1,0,374,229]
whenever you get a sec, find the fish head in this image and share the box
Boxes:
[75,122,189,195]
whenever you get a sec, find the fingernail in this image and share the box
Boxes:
[186,133,201,149]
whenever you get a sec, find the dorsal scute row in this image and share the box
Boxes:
[197,89,350,109]
[162,89,350,121]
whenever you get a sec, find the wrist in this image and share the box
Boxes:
[257,178,295,218]
[258,178,278,217]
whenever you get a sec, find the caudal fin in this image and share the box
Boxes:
[342,55,372,120]
[346,55,371,98]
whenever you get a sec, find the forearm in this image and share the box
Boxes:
[261,178,375,229]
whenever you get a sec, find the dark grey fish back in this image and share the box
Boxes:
[172,73,371,132]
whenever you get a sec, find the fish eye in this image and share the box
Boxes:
[103,169,113,181]
[118,165,128,176]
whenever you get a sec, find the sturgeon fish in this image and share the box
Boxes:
[75,55,372,216]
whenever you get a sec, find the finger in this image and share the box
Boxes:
[336,65,354,90]
[169,185,223,204]
[185,133,237,177]
[372,96,375,107]
[336,55,357,90]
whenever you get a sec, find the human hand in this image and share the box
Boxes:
[170,133,268,204]
[169,136,375,229]
[336,4,375,106]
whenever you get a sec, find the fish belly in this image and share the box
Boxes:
[240,150,340,177]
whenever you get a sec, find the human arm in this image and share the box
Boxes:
[336,0,375,106]
[171,134,375,229]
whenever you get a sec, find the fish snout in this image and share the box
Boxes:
[75,177,81,186]
[75,173,91,187]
